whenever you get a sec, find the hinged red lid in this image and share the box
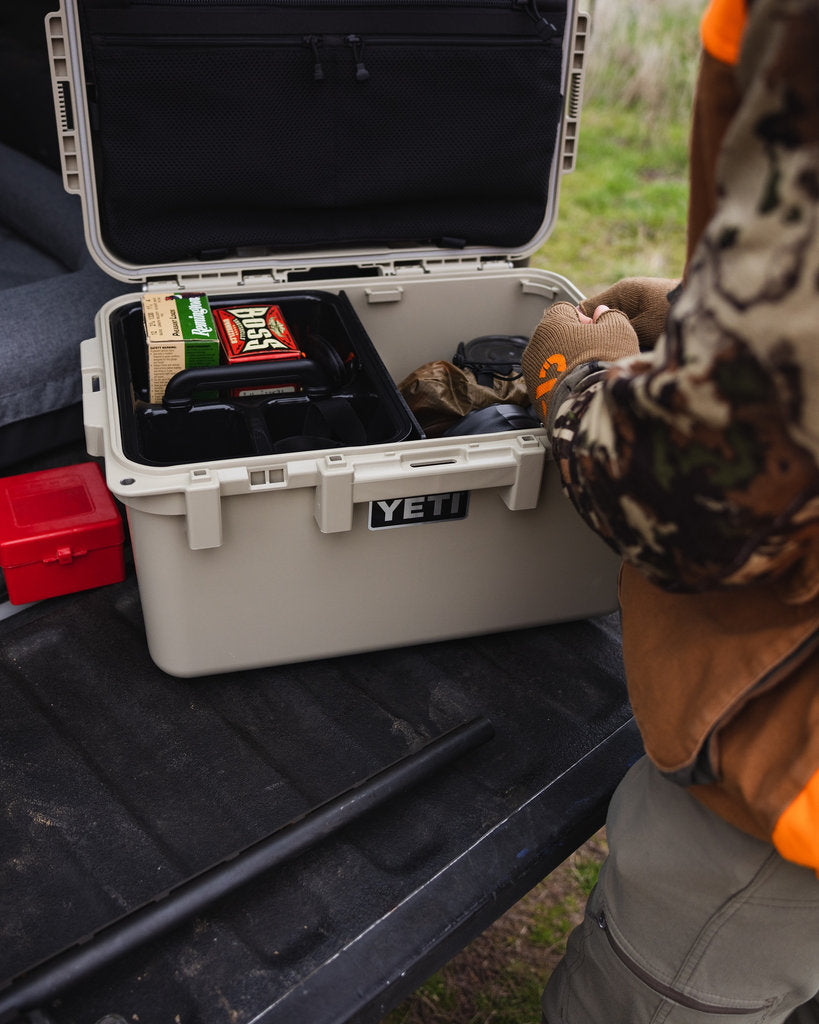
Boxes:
[0,462,123,570]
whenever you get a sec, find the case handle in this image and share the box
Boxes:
[162,357,337,409]
[314,434,545,533]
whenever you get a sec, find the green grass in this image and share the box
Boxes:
[532,0,702,294]
[527,855,602,951]
[582,0,702,123]
[529,901,579,950]
[571,853,603,899]
[534,100,691,293]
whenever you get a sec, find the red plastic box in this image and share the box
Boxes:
[0,462,125,605]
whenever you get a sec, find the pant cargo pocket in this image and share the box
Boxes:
[544,900,776,1024]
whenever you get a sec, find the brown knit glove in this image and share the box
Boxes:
[579,277,679,350]
[522,302,638,425]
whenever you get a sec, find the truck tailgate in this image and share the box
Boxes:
[0,570,640,1024]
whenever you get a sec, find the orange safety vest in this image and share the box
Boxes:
[700,0,747,65]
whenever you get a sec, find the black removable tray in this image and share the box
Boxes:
[110,290,423,466]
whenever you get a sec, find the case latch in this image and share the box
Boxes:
[185,469,222,549]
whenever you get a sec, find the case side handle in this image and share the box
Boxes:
[45,11,82,195]
[561,10,590,173]
[314,435,546,534]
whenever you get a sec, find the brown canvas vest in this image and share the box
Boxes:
[620,563,819,868]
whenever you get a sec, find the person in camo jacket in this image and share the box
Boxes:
[522,0,819,1020]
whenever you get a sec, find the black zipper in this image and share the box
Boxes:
[86,0,563,50]
[344,34,370,80]
[94,30,549,43]
[595,911,769,1016]
[129,0,561,37]
[113,0,560,8]
[304,33,325,78]
[308,33,372,82]
[85,0,564,45]
[93,29,556,84]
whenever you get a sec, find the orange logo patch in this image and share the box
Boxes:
[535,353,567,418]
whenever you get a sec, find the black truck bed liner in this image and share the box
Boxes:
[0,534,640,1024]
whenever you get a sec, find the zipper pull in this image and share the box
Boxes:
[345,35,370,82]
[304,35,325,81]
[515,0,559,41]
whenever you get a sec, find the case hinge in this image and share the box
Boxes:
[242,268,293,287]
[561,11,589,172]
[145,270,245,291]
[421,257,513,276]
[46,13,82,195]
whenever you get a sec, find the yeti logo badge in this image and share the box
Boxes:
[368,491,470,530]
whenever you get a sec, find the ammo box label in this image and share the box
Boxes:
[368,491,470,530]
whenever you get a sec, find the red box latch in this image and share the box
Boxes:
[47,545,87,566]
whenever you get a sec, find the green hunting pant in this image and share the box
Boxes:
[543,757,819,1024]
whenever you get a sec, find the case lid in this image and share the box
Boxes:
[47,0,587,286]
[0,463,123,569]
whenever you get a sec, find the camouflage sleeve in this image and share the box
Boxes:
[550,0,819,596]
